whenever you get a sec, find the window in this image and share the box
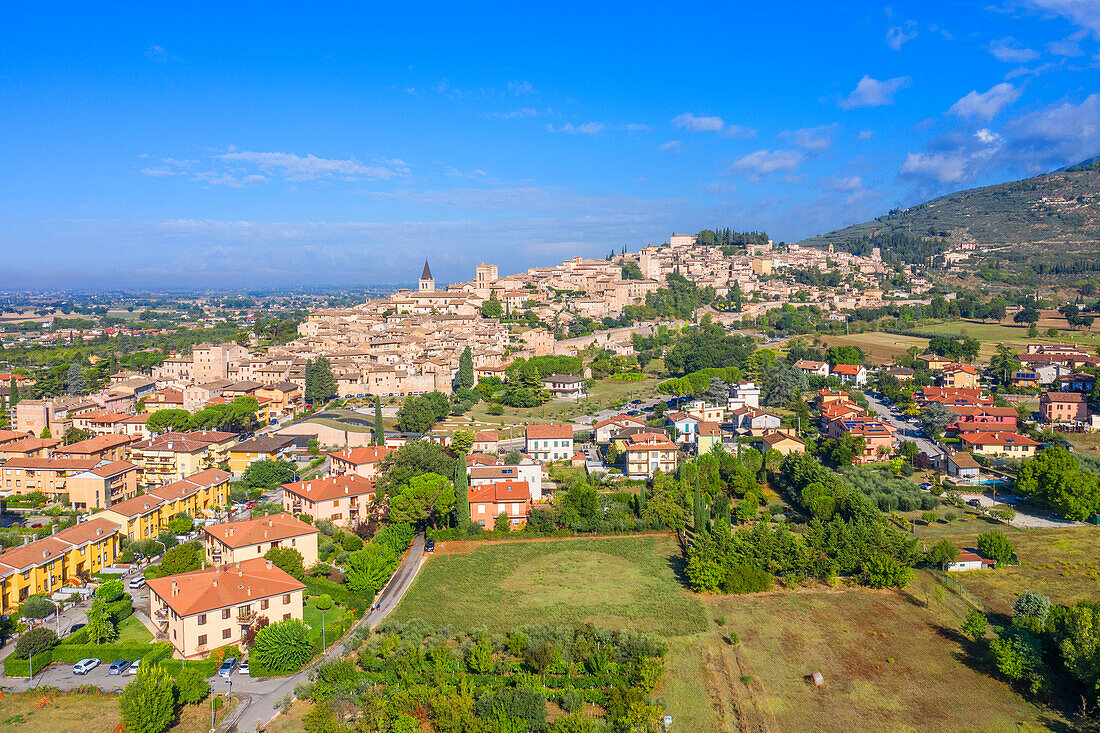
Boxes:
[282,593,291,604]
[222,628,232,639]
[197,634,207,646]
[261,598,269,610]
[221,608,230,620]
[283,613,291,620]
[198,614,206,625]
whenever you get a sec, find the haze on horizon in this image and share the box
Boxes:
[2,1,1100,289]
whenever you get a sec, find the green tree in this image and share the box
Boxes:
[265,546,306,580]
[86,598,118,644]
[388,472,456,527]
[119,663,177,733]
[977,530,1015,564]
[166,513,193,535]
[396,395,437,434]
[918,402,954,437]
[13,627,58,659]
[1015,447,1100,521]
[861,553,913,588]
[64,362,85,396]
[925,540,959,571]
[373,395,385,446]
[173,666,210,705]
[308,438,319,456]
[241,459,296,490]
[453,455,469,529]
[145,409,194,434]
[40,426,52,439]
[451,428,475,454]
[480,293,503,319]
[253,619,313,674]
[314,593,333,611]
[145,542,203,579]
[8,378,19,409]
[457,346,475,390]
[19,594,55,622]
[346,543,397,596]
[961,608,988,640]
[375,440,455,495]
[305,357,337,406]
[95,578,125,603]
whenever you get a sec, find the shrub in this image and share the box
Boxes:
[977,530,1015,564]
[120,663,177,733]
[95,579,125,603]
[174,666,210,705]
[961,608,988,640]
[14,627,58,659]
[265,546,306,581]
[253,619,313,674]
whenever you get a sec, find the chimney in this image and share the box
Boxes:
[172,580,179,595]
[247,585,252,597]
[266,559,273,569]
[211,576,217,587]
[51,523,59,535]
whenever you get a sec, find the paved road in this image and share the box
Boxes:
[866,391,943,459]
[228,532,426,732]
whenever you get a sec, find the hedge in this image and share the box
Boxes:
[3,640,172,676]
[304,576,367,614]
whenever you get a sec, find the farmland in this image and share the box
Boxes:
[390,533,1066,732]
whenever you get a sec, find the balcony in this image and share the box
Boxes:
[237,610,255,624]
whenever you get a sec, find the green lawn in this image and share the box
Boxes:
[303,596,355,649]
[390,535,707,637]
[466,377,660,426]
[116,614,153,644]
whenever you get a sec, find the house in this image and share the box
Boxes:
[622,432,680,478]
[228,435,294,476]
[794,360,830,377]
[471,430,499,453]
[884,366,915,382]
[469,463,543,501]
[945,452,981,482]
[147,557,306,658]
[959,431,1039,458]
[281,474,376,527]
[129,431,236,487]
[524,425,574,462]
[815,389,850,408]
[942,364,981,389]
[819,400,864,429]
[52,433,134,462]
[0,518,121,613]
[729,406,782,435]
[920,354,954,371]
[758,431,807,456]
[696,421,723,454]
[667,411,700,445]
[1009,371,1040,389]
[947,549,996,572]
[593,414,646,444]
[66,460,139,511]
[727,381,761,410]
[945,405,1018,434]
[468,480,532,529]
[685,401,725,422]
[98,469,231,540]
[327,445,395,480]
[831,363,867,386]
[913,387,993,407]
[835,420,896,462]
[203,513,319,566]
[1060,373,1097,393]
[541,374,586,400]
[1040,391,1088,423]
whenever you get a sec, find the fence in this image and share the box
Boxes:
[929,570,986,611]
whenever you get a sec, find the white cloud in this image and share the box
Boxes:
[948,82,1022,120]
[899,152,971,184]
[218,151,407,181]
[986,37,1040,63]
[659,140,682,151]
[487,107,539,119]
[822,175,863,192]
[144,45,170,62]
[1047,29,1089,56]
[857,129,875,140]
[778,123,838,151]
[838,75,912,109]
[887,21,919,50]
[975,128,1003,145]
[506,80,537,95]
[670,113,756,138]
[557,122,606,135]
[625,123,651,132]
[1026,1,1100,38]
[730,149,806,181]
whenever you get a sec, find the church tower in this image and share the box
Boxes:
[419,260,435,292]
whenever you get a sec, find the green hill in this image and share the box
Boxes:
[801,160,1100,251]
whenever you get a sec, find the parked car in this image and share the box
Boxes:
[919,482,932,490]
[128,576,146,589]
[967,499,982,507]
[69,623,86,634]
[127,660,140,675]
[238,659,249,675]
[425,538,435,553]
[246,500,258,509]
[108,660,131,675]
[218,657,239,678]
[73,658,101,675]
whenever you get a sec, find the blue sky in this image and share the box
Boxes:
[3,1,1100,288]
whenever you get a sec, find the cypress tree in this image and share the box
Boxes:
[313,357,337,404]
[693,472,705,532]
[373,396,385,446]
[8,378,19,409]
[457,346,475,390]
[453,454,469,529]
[304,359,315,406]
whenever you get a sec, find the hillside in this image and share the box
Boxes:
[801,161,1100,251]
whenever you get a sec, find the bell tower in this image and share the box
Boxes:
[419,260,435,292]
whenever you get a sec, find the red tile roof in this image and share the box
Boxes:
[204,512,317,548]
[282,474,376,502]
[525,424,572,440]
[146,557,305,617]
[328,446,394,465]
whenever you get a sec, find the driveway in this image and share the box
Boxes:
[866,392,943,459]
[955,491,1082,529]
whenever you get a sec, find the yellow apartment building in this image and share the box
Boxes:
[97,469,231,541]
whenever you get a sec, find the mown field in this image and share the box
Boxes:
[465,376,660,427]
[391,533,1069,732]
[0,691,237,733]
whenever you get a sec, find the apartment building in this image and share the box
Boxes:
[524,425,574,462]
[203,513,319,566]
[227,435,294,477]
[0,437,62,460]
[0,518,121,613]
[281,474,376,527]
[1040,391,1088,423]
[469,462,543,501]
[53,433,134,462]
[147,558,305,658]
[327,445,394,480]
[942,364,981,389]
[129,431,236,487]
[98,469,231,540]
[66,460,139,511]
[1,457,99,498]
[468,480,532,529]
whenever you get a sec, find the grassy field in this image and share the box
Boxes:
[0,691,236,732]
[812,333,930,365]
[466,377,660,427]
[116,614,153,643]
[389,532,1067,732]
[390,535,707,637]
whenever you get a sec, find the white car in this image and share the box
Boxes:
[127,576,146,589]
[238,659,249,675]
[73,658,101,675]
[127,659,140,675]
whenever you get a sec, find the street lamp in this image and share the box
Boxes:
[210,681,216,731]
[321,608,326,650]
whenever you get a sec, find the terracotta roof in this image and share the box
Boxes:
[959,431,1039,447]
[231,436,293,454]
[762,432,806,447]
[328,446,394,465]
[525,424,573,440]
[282,474,376,502]
[594,414,645,429]
[468,480,531,504]
[85,460,137,478]
[204,512,317,549]
[831,364,864,375]
[1,437,62,452]
[0,430,29,444]
[794,360,827,370]
[1040,391,1087,403]
[944,363,980,374]
[697,421,722,436]
[473,430,499,441]
[0,518,120,572]
[624,432,678,452]
[948,452,981,469]
[147,557,305,617]
[54,434,133,455]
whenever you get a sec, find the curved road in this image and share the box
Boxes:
[227,532,426,732]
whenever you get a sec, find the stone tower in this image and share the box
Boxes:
[419,260,435,292]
